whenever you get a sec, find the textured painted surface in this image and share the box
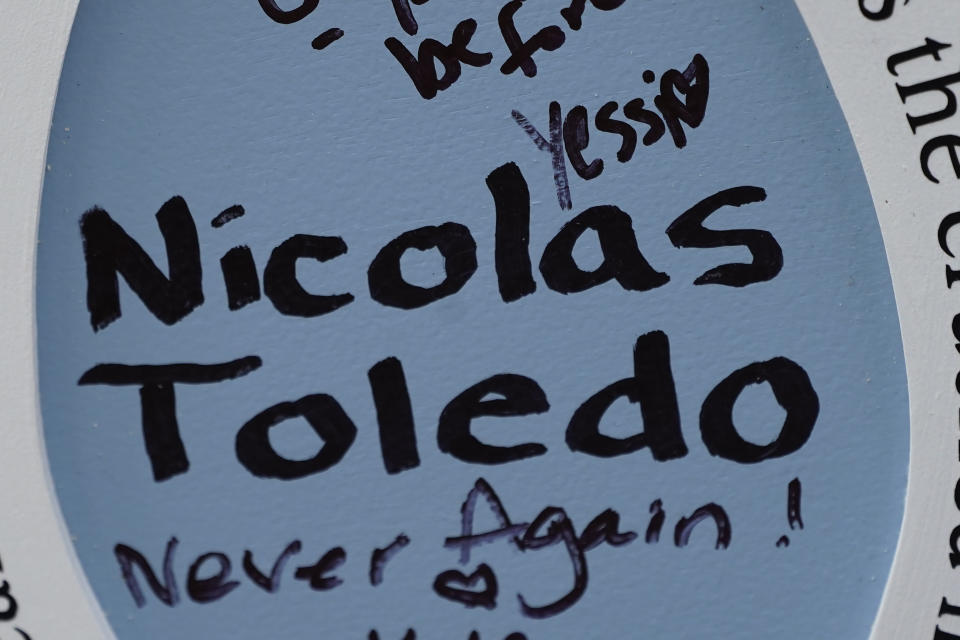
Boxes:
[36,1,907,638]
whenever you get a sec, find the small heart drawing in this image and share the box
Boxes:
[432,563,499,610]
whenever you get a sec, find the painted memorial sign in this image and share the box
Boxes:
[33,1,908,638]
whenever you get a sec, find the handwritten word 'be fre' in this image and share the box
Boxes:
[384,0,630,99]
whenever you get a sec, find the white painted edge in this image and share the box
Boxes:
[794,2,960,639]
[0,0,113,637]
[0,2,952,638]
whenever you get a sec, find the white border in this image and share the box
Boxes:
[794,2,960,638]
[0,0,111,637]
[0,2,953,637]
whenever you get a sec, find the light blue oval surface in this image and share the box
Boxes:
[37,2,908,638]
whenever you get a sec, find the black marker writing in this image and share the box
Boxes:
[513,55,710,208]
[370,534,411,586]
[433,563,499,609]
[243,541,302,593]
[78,358,262,482]
[312,28,344,50]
